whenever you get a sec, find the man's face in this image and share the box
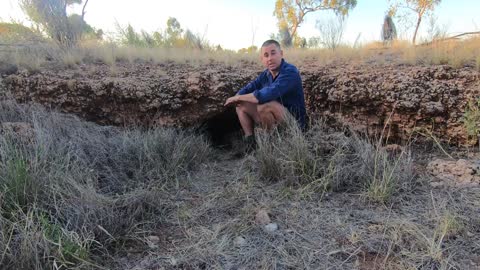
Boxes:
[260,44,283,73]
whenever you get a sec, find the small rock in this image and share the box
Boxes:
[135,91,145,98]
[146,235,160,249]
[264,223,279,232]
[255,209,271,225]
[146,235,160,243]
[234,236,246,246]
[430,181,444,188]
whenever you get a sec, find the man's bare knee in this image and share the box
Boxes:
[236,102,260,123]
[258,102,285,120]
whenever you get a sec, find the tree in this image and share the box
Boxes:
[165,17,183,47]
[273,0,357,47]
[381,15,397,45]
[389,0,441,44]
[19,0,91,47]
[114,18,209,49]
[315,15,346,50]
[279,25,293,47]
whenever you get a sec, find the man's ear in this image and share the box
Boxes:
[280,50,284,57]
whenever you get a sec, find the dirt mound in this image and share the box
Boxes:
[2,60,479,145]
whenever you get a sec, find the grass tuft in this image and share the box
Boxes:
[252,113,416,202]
[0,97,212,268]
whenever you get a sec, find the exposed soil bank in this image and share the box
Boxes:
[2,60,479,145]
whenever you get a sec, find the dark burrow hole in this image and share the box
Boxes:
[201,107,242,149]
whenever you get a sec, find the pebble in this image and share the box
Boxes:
[234,236,247,246]
[255,209,271,225]
[264,223,279,232]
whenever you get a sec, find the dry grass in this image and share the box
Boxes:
[0,97,211,269]
[253,114,416,203]
[1,36,479,72]
[0,96,479,269]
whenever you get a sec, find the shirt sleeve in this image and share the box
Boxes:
[237,72,265,95]
[253,68,300,104]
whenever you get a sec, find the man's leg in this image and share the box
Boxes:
[235,101,260,136]
[257,101,286,130]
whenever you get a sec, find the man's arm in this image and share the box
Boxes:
[237,72,265,95]
[224,71,265,106]
[224,93,258,106]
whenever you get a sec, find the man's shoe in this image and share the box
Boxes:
[243,135,257,154]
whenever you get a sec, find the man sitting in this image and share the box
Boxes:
[224,39,306,151]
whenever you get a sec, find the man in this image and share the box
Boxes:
[224,39,306,150]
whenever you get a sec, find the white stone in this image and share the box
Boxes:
[234,236,246,246]
[264,223,279,232]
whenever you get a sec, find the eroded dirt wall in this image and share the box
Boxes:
[2,60,479,145]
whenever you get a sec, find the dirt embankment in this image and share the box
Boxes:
[2,60,479,145]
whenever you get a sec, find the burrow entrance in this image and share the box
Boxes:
[201,108,242,148]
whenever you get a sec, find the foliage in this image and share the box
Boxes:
[314,15,346,50]
[115,18,208,49]
[19,0,98,47]
[165,17,183,47]
[381,15,397,45]
[389,0,441,44]
[238,45,258,54]
[0,22,43,43]
[68,14,103,41]
[273,0,357,47]
[424,15,449,43]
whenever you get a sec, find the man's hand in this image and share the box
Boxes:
[224,94,259,106]
[224,95,240,107]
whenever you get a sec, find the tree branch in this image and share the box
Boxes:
[81,0,89,21]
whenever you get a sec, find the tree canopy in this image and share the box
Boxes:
[273,0,357,47]
[19,0,96,46]
[381,15,397,44]
[389,0,441,44]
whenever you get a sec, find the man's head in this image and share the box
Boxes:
[260,40,283,73]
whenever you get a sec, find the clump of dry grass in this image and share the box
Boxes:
[0,97,211,269]
[382,209,464,269]
[253,113,416,203]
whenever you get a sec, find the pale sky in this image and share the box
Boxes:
[1,0,479,50]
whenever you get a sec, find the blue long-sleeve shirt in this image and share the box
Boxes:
[237,59,306,129]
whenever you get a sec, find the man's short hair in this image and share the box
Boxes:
[261,40,281,50]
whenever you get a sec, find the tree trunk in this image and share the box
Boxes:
[412,14,422,44]
[81,0,89,21]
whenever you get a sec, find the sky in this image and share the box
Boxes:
[1,0,479,50]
